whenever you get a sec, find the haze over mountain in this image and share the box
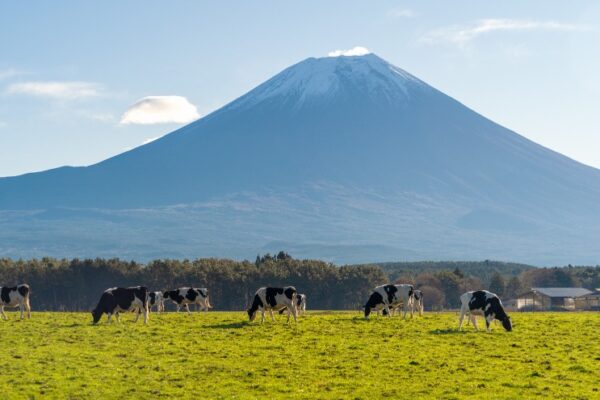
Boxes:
[2,53,600,264]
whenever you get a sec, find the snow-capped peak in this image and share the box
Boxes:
[227,53,426,111]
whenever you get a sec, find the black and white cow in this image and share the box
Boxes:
[163,287,211,313]
[91,286,149,324]
[148,291,164,313]
[0,284,31,320]
[248,286,298,323]
[278,293,307,316]
[458,290,512,332]
[410,289,424,316]
[364,284,413,319]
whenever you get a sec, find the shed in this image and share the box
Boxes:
[575,290,600,311]
[516,287,593,311]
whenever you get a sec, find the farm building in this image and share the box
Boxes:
[575,290,600,311]
[516,287,593,311]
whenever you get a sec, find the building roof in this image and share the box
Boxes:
[578,290,600,298]
[530,287,593,298]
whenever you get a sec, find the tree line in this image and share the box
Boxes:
[0,256,598,311]
[0,256,385,311]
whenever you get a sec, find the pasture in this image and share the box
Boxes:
[0,311,598,399]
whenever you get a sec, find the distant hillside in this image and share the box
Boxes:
[373,260,536,283]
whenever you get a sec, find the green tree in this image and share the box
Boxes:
[488,272,506,296]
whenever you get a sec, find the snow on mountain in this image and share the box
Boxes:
[228,54,423,111]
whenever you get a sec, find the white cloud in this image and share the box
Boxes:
[327,46,371,57]
[388,8,415,18]
[421,19,590,46]
[120,96,200,125]
[7,81,102,99]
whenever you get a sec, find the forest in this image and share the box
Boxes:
[0,253,598,311]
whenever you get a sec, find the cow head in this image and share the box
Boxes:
[247,308,257,321]
[501,315,513,332]
[91,308,103,324]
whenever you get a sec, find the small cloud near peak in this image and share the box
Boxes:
[120,96,200,125]
[327,46,371,57]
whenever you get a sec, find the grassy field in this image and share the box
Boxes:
[0,311,598,399]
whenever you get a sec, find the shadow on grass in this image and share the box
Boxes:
[429,328,463,335]
[204,321,250,329]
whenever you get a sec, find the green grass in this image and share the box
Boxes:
[0,311,598,399]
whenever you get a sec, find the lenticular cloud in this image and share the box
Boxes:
[120,96,200,125]
[327,46,371,57]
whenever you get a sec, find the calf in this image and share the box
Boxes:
[92,286,149,324]
[248,286,298,323]
[364,284,413,319]
[458,290,512,332]
[163,287,211,313]
[0,284,31,320]
[148,291,165,313]
[278,293,307,316]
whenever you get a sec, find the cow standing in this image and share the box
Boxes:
[163,287,211,313]
[0,284,31,320]
[458,290,512,332]
[364,284,413,319]
[92,286,149,324]
[278,293,307,316]
[410,289,424,316]
[148,291,165,313]
[248,286,298,323]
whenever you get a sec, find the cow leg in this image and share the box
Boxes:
[19,302,25,319]
[143,304,149,325]
[289,304,297,323]
[25,298,31,319]
[269,309,275,322]
[134,308,141,322]
[260,310,265,323]
[384,305,392,317]
[485,315,493,333]
[185,304,191,315]
[471,315,479,332]
[458,306,467,331]
[107,313,113,324]
[1,306,7,320]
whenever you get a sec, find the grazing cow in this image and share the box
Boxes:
[458,290,512,332]
[278,293,307,316]
[364,284,413,319]
[148,291,165,313]
[0,284,31,320]
[410,289,424,316]
[163,287,212,313]
[92,286,149,324]
[248,286,298,323]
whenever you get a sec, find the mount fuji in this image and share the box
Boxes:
[2,53,600,264]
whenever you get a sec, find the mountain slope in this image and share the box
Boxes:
[1,54,600,264]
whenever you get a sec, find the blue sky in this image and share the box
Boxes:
[1,1,599,176]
